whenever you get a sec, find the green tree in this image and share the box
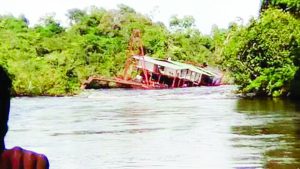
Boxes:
[261,0,300,17]
[222,8,300,97]
[169,15,196,31]
[0,5,218,96]
[34,15,65,37]
[67,8,87,25]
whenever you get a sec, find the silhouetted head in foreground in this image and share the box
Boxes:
[0,66,11,151]
[0,66,49,169]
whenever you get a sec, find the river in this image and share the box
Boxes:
[5,86,300,169]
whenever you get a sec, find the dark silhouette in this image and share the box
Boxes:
[0,66,49,169]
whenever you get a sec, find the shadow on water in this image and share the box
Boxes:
[234,98,300,168]
[290,68,300,98]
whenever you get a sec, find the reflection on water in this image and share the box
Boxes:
[4,86,300,168]
[234,99,300,169]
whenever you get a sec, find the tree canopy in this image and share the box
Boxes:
[1,2,299,97]
[0,5,215,96]
[221,6,300,97]
[261,0,300,17]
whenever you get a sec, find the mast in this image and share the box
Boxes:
[123,29,149,85]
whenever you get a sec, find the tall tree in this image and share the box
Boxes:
[67,8,87,25]
[261,0,300,17]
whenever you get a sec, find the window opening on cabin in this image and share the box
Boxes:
[158,65,165,72]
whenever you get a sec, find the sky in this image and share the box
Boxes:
[0,0,261,34]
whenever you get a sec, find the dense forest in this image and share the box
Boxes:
[0,1,299,97]
[221,0,300,97]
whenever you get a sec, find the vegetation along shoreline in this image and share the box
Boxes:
[0,0,299,98]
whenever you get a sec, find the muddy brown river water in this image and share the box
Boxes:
[5,86,300,168]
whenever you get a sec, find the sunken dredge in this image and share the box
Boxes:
[81,30,222,90]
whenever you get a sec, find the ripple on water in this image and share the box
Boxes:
[5,86,300,169]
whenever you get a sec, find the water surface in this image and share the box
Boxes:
[5,86,300,168]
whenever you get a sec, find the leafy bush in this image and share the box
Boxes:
[222,8,300,97]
